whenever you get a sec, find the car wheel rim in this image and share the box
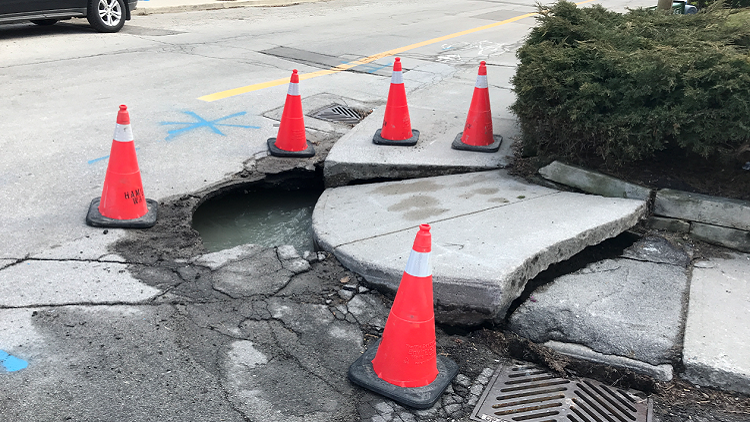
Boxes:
[98,0,122,26]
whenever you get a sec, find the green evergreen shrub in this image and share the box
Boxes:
[511,2,750,165]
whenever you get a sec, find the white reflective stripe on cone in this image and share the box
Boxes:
[475,75,488,89]
[391,70,404,85]
[113,124,134,143]
[287,82,300,96]
[404,250,431,278]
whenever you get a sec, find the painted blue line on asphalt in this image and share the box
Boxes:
[88,155,109,165]
[159,111,261,141]
[0,350,28,372]
[88,148,140,165]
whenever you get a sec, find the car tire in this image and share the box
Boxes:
[30,19,59,26]
[87,0,126,33]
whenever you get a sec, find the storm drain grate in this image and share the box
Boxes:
[470,363,652,422]
[310,104,366,124]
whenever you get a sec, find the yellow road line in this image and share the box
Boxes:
[198,0,598,102]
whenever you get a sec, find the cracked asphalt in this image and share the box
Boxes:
[3,152,749,421]
[2,1,749,420]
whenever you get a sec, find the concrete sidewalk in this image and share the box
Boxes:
[133,0,326,14]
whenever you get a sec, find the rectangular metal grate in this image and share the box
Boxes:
[310,104,366,124]
[471,363,652,422]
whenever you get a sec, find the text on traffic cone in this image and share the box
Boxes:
[98,105,149,220]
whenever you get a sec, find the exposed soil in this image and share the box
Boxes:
[598,149,750,202]
[512,146,750,202]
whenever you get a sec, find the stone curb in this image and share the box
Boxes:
[133,0,325,15]
[538,161,651,200]
[545,341,674,382]
[538,160,750,253]
[654,188,750,232]
[690,223,750,253]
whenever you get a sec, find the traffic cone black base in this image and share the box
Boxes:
[267,138,315,157]
[348,339,459,410]
[86,197,158,228]
[451,133,502,153]
[372,129,420,146]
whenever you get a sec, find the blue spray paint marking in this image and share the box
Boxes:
[0,350,28,372]
[87,148,140,165]
[159,111,260,141]
[341,61,392,74]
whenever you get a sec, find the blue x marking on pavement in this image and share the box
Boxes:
[0,350,28,372]
[159,111,261,141]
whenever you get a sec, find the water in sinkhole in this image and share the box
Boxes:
[192,187,323,254]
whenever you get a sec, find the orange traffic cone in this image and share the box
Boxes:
[373,57,419,146]
[348,224,458,409]
[452,61,502,152]
[86,105,158,228]
[267,69,315,157]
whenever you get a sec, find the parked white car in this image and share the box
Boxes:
[0,0,138,33]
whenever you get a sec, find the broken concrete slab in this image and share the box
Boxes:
[539,161,652,200]
[544,341,674,381]
[193,244,264,270]
[313,170,647,325]
[654,189,750,231]
[277,245,312,274]
[210,248,294,298]
[690,223,750,253]
[622,235,691,267]
[682,253,750,395]
[508,257,689,370]
[323,106,515,187]
[0,260,160,307]
[344,294,389,330]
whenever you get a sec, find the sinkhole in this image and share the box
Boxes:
[192,174,324,254]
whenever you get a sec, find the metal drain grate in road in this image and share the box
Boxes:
[310,104,365,124]
[470,363,652,422]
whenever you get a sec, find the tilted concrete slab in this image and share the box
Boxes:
[508,255,689,381]
[312,170,647,325]
[683,253,750,395]
[506,236,693,381]
[323,75,516,187]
